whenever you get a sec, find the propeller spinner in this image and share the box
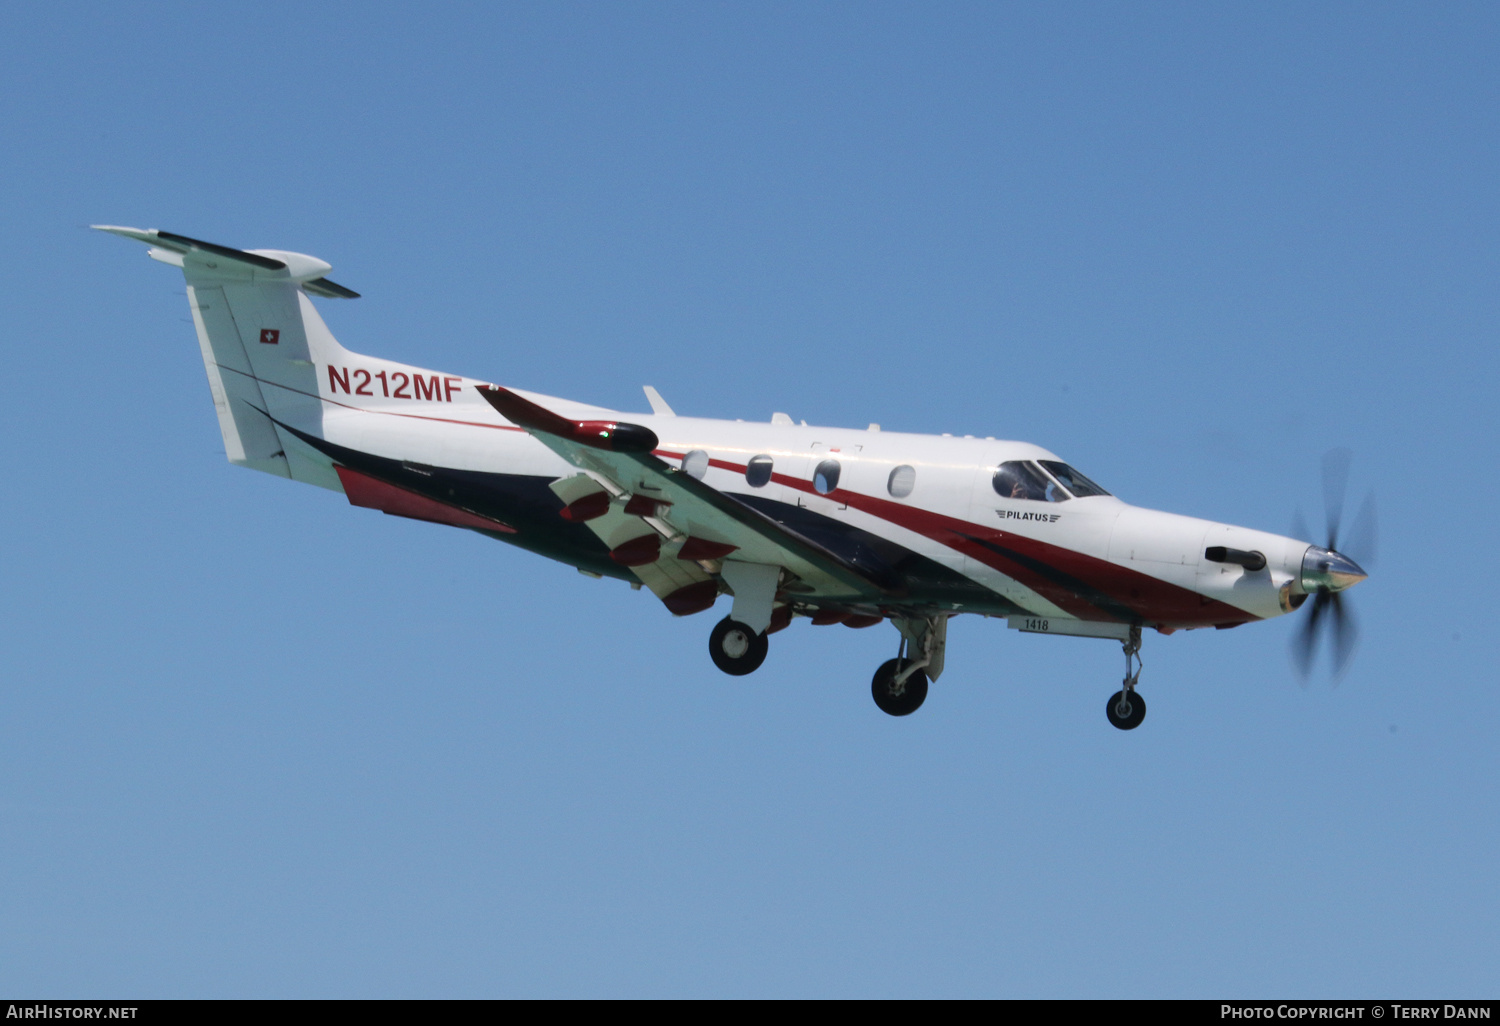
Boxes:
[1291,449,1376,681]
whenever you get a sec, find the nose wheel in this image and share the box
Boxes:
[1106,689,1146,730]
[709,616,768,676]
[1106,626,1146,730]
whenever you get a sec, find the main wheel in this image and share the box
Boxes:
[1105,689,1146,730]
[709,617,769,676]
[871,658,928,716]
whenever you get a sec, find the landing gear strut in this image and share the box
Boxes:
[709,616,768,676]
[871,615,947,717]
[1106,625,1146,730]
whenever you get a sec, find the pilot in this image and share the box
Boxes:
[995,461,1053,502]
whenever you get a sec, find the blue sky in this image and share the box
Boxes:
[1,2,1496,997]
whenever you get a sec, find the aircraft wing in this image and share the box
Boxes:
[477,386,894,610]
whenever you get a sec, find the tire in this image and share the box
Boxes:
[871,657,928,716]
[1105,689,1146,730]
[709,617,769,676]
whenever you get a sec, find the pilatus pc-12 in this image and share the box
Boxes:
[98,227,1373,729]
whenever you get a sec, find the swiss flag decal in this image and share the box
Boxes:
[260,328,280,345]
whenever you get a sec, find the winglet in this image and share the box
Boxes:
[476,385,659,453]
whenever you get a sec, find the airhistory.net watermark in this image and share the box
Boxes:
[5,1007,137,1019]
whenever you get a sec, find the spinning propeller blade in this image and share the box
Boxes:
[1343,492,1379,570]
[1322,447,1352,550]
[1291,590,1327,679]
[1329,592,1357,677]
[1292,450,1374,683]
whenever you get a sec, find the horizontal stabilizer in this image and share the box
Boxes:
[302,277,360,299]
[92,225,359,297]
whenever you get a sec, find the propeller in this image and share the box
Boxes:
[1291,449,1376,682]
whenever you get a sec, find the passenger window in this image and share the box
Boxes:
[1037,460,1110,498]
[813,459,841,495]
[745,455,773,488]
[992,460,1065,502]
[888,464,916,498]
[682,450,709,481]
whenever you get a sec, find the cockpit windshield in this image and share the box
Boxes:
[992,460,1112,502]
[1037,461,1110,498]
[992,461,1068,502]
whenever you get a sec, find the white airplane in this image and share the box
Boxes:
[97,226,1373,729]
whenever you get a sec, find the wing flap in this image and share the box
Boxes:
[547,472,719,614]
[484,386,893,603]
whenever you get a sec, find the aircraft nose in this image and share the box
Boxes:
[1301,545,1368,593]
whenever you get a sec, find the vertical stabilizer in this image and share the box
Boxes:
[95,227,359,491]
[184,282,291,478]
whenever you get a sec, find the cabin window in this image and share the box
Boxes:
[1037,460,1110,498]
[813,459,841,495]
[992,460,1067,502]
[682,450,709,480]
[887,464,916,498]
[745,455,774,488]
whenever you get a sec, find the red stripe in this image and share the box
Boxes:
[656,449,1252,627]
[220,363,528,434]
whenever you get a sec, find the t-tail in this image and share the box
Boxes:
[94,226,470,494]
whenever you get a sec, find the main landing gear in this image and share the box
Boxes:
[709,616,768,676]
[872,657,927,716]
[870,615,947,717]
[1106,626,1146,730]
[705,609,951,720]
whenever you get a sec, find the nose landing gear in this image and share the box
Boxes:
[1106,626,1146,730]
[1105,689,1146,729]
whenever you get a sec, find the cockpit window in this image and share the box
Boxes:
[1038,461,1110,498]
[992,461,1067,502]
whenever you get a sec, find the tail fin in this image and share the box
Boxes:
[95,226,358,490]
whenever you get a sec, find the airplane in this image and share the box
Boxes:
[96,226,1373,729]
